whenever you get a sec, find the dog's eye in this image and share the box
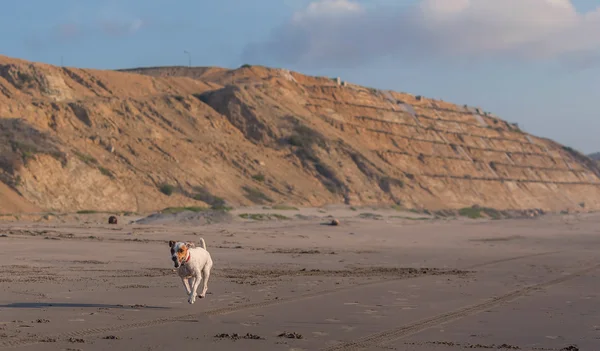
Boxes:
[178,248,184,253]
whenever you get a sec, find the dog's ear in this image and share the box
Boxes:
[185,242,196,248]
[169,240,175,248]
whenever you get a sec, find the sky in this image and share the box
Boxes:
[1,0,600,153]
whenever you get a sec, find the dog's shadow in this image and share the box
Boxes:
[0,302,169,309]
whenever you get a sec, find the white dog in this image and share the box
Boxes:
[168,238,213,304]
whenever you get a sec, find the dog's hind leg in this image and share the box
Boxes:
[199,265,211,298]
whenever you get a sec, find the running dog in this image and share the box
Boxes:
[168,238,213,304]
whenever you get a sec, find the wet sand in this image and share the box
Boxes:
[0,208,598,350]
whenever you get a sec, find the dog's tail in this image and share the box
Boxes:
[199,238,206,250]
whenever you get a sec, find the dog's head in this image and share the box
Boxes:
[168,240,192,268]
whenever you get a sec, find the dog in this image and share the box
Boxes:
[168,238,213,304]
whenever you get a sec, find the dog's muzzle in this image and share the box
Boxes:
[172,256,180,268]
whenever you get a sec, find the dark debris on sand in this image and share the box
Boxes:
[278,332,303,339]
[214,333,265,340]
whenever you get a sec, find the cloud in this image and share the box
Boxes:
[23,16,147,54]
[291,0,363,21]
[100,18,145,36]
[55,23,82,40]
[242,0,600,68]
[49,17,146,42]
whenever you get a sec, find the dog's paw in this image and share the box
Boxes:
[188,296,196,304]
[198,294,205,299]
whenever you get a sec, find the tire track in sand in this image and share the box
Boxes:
[0,271,458,349]
[0,250,561,349]
[465,250,562,269]
[321,262,600,351]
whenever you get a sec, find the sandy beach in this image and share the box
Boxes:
[0,207,597,350]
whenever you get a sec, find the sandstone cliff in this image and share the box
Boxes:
[1,55,599,213]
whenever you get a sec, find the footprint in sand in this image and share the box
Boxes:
[341,325,356,332]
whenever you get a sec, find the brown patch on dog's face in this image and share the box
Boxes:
[177,243,188,262]
[170,242,189,268]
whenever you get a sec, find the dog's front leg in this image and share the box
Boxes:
[181,278,191,295]
[187,277,196,304]
[188,275,202,304]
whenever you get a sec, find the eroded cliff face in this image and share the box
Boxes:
[1,55,598,213]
